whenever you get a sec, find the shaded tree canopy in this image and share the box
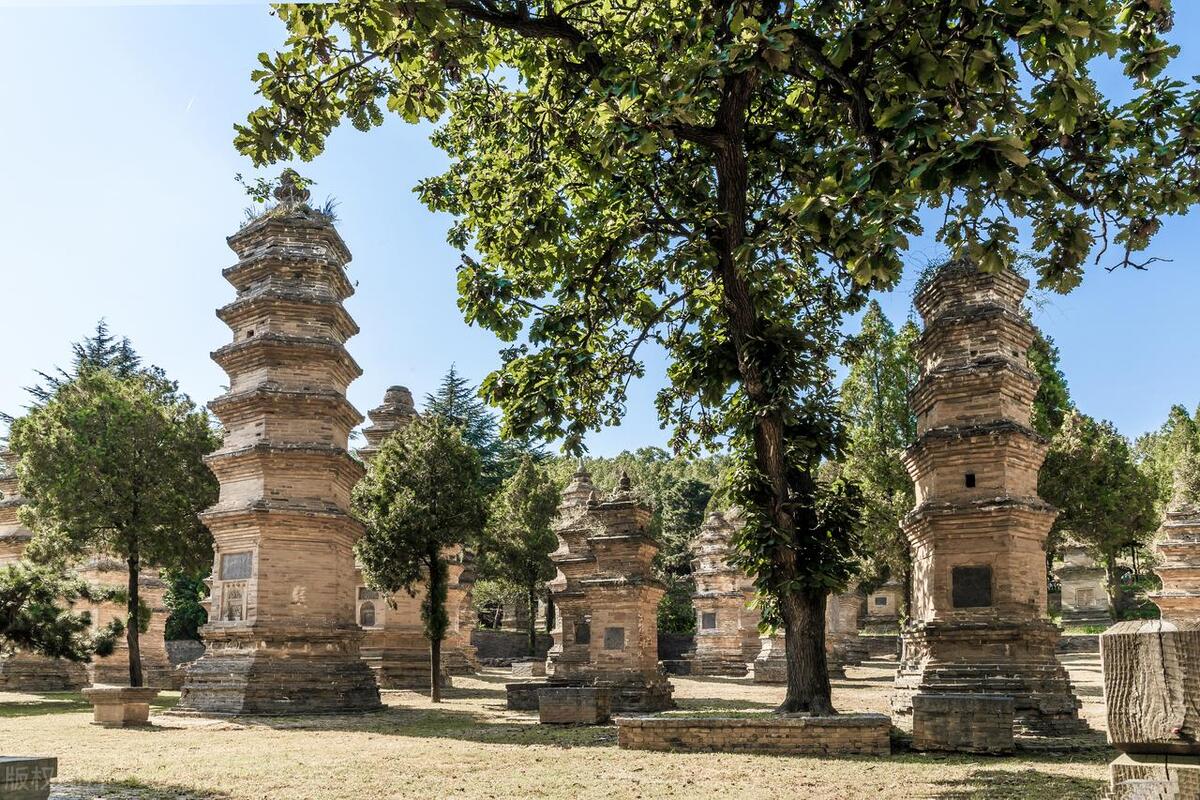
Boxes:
[1041,410,1159,611]
[0,562,121,662]
[238,0,1197,713]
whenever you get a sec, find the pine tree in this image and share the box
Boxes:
[424,366,506,492]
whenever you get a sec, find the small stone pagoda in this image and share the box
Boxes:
[76,556,176,688]
[0,449,87,690]
[1148,466,1200,622]
[542,468,673,711]
[690,509,760,676]
[866,579,903,626]
[178,172,381,714]
[892,259,1081,736]
[353,385,477,687]
[1054,542,1111,626]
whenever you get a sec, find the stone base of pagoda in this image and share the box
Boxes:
[752,635,855,683]
[441,635,478,675]
[176,629,381,715]
[0,653,88,692]
[90,654,180,691]
[690,653,751,677]
[891,618,1084,736]
[362,644,449,690]
[1060,608,1113,627]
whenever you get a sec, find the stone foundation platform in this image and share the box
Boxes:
[538,687,610,725]
[616,713,891,756]
[892,620,1084,736]
[0,653,87,692]
[912,693,1014,754]
[177,643,382,716]
[512,659,546,678]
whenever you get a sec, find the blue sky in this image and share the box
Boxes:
[1,3,1197,455]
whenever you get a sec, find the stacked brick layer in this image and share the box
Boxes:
[179,182,380,714]
[892,261,1082,737]
[615,714,891,756]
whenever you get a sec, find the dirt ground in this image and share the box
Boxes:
[1,653,1112,800]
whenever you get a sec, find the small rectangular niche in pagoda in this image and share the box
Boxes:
[891,259,1083,741]
[177,171,380,715]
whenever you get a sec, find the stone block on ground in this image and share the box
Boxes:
[0,757,56,800]
[615,714,891,756]
[506,681,549,711]
[1101,620,1200,755]
[511,659,546,678]
[80,686,161,728]
[1109,753,1200,800]
[911,693,1014,754]
[537,687,611,725]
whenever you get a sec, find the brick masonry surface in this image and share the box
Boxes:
[615,714,892,756]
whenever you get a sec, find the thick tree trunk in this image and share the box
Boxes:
[127,554,144,688]
[527,582,538,657]
[1103,550,1124,619]
[778,587,833,714]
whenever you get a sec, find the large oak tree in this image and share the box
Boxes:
[237,0,1197,712]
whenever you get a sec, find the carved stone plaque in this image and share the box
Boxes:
[952,565,993,608]
[574,621,591,645]
[701,612,717,630]
[220,551,253,581]
[603,627,626,650]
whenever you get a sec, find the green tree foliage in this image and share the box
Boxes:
[162,569,210,642]
[1135,404,1200,508]
[238,0,1197,713]
[353,416,487,702]
[1040,411,1159,615]
[837,302,918,615]
[9,369,218,686]
[0,562,121,662]
[1029,330,1073,439]
[480,455,560,653]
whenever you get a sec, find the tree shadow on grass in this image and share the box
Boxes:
[51,779,231,799]
[0,691,179,719]
[928,768,1106,799]
[231,703,617,748]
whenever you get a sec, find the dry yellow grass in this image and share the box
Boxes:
[2,654,1111,800]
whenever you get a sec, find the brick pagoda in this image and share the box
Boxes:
[353,385,477,686]
[542,468,673,711]
[0,449,86,690]
[1148,467,1200,622]
[1054,542,1111,626]
[892,259,1081,736]
[178,172,381,714]
[690,509,760,676]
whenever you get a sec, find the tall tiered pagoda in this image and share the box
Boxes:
[178,172,381,714]
[0,449,86,690]
[544,468,673,711]
[1149,465,1200,622]
[690,509,760,676]
[892,259,1081,735]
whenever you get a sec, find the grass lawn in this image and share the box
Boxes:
[2,655,1111,800]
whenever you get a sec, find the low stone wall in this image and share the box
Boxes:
[506,681,548,711]
[615,714,891,756]
[470,630,552,664]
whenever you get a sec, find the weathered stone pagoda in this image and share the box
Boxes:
[892,259,1082,737]
[541,468,673,711]
[76,556,176,688]
[689,509,760,676]
[353,385,477,687]
[865,578,903,627]
[0,449,87,690]
[1054,542,1111,626]
[178,172,381,714]
[1148,466,1200,622]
